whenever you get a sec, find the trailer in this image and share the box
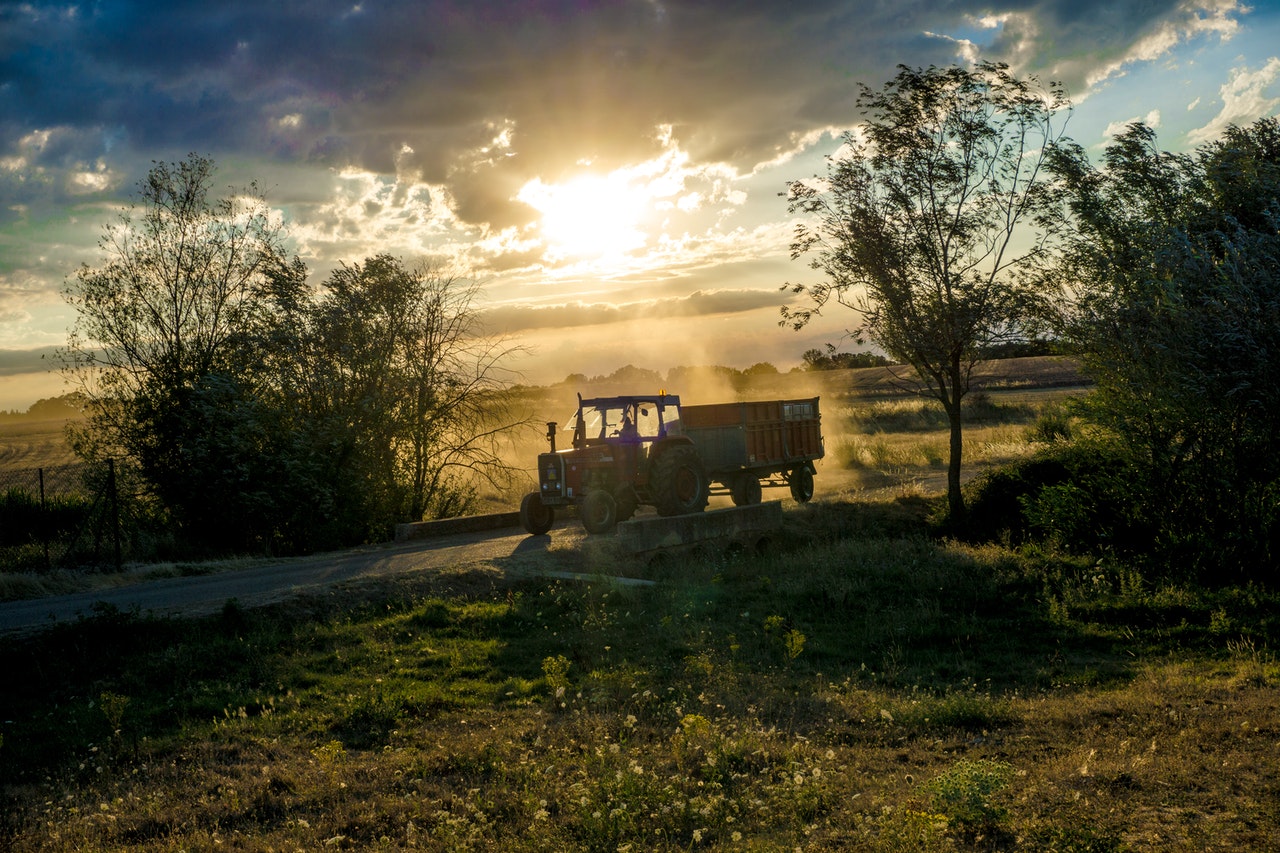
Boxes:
[678,397,824,505]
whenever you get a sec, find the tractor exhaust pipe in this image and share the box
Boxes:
[546,421,557,452]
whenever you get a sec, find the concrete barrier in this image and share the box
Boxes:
[614,501,783,556]
[394,511,521,542]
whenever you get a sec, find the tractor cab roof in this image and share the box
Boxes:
[578,393,681,409]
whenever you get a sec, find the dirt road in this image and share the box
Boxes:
[0,521,589,636]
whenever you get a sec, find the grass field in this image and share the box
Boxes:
[2,359,1278,851]
[0,417,81,471]
[1,510,1276,851]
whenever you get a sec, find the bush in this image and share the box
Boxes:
[0,488,94,547]
[961,441,1152,558]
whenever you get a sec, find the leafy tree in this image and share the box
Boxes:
[800,345,890,371]
[62,157,526,555]
[784,63,1070,519]
[589,364,664,388]
[61,154,292,549]
[285,255,526,542]
[1050,118,1280,579]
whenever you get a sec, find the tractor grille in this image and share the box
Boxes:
[539,453,566,498]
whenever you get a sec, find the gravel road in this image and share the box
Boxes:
[0,521,588,636]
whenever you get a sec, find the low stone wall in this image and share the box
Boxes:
[615,501,783,555]
[394,511,521,542]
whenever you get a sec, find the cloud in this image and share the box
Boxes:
[1076,0,1245,91]
[4,0,1239,226]
[482,288,784,334]
[0,0,1267,377]
[1186,57,1280,144]
[0,346,61,377]
[1103,110,1164,140]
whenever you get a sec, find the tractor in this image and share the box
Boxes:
[519,393,709,535]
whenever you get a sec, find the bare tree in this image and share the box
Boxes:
[393,262,529,520]
[784,63,1070,519]
[302,255,528,529]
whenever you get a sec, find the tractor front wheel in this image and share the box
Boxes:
[520,492,555,535]
[581,490,618,534]
[651,445,710,516]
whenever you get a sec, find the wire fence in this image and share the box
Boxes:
[0,460,124,573]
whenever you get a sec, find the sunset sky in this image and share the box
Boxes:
[3,0,1280,410]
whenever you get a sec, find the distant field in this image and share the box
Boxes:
[0,417,81,472]
[0,357,1089,495]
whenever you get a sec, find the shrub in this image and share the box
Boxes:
[961,441,1152,558]
[926,758,1014,828]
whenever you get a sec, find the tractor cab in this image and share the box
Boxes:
[571,393,680,448]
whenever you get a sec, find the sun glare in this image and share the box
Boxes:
[519,173,649,260]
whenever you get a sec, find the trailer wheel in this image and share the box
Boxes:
[788,466,815,503]
[581,490,618,534]
[614,483,639,522]
[651,445,710,516]
[731,474,763,506]
[520,492,555,535]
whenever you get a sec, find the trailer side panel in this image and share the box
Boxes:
[681,398,823,475]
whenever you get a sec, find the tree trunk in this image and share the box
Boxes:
[944,356,967,524]
[946,399,965,522]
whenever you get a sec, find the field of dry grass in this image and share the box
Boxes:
[0,417,81,472]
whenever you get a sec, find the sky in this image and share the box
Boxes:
[2,0,1280,411]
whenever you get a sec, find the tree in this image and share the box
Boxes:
[290,255,527,541]
[61,154,292,548]
[62,156,527,555]
[800,345,890,371]
[784,62,1070,519]
[1049,118,1280,578]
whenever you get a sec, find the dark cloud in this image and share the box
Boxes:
[0,346,60,377]
[482,287,784,333]
[2,0,1209,231]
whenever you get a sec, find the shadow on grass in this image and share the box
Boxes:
[2,500,1271,791]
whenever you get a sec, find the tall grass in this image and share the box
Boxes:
[829,393,1048,493]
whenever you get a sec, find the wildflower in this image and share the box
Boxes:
[732,831,742,842]
[693,829,703,842]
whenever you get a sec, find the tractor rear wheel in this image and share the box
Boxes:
[651,445,710,516]
[520,492,555,535]
[788,466,815,503]
[581,490,618,534]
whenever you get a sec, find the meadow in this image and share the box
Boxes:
[1,365,1277,851]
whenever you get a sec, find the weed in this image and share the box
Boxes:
[926,758,1015,830]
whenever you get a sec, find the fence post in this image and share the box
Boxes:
[109,458,122,572]
[39,467,51,571]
